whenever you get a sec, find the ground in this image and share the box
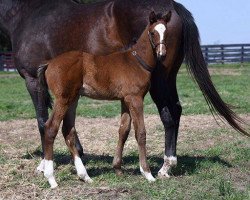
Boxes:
[0,115,249,199]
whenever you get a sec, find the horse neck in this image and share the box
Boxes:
[0,0,41,35]
[132,27,156,68]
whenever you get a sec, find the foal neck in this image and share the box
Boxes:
[132,26,156,71]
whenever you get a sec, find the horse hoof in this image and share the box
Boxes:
[79,174,93,183]
[85,177,93,183]
[50,182,58,189]
[157,171,170,179]
[114,169,123,176]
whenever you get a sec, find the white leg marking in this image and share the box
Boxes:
[140,165,156,182]
[74,156,93,183]
[36,159,45,173]
[44,160,58,189]
[158,155,177,179]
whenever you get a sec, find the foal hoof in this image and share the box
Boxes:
[79,174,93,183]
[114,169,123,176]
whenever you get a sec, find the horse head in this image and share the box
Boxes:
[148,11,172,61]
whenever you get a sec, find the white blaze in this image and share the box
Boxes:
[154,23,166,55]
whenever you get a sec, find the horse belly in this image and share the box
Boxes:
[79,83,119,100]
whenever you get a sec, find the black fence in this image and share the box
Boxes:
[1,44,250,71]
[201,44,250,64]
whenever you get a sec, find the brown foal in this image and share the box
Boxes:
[38,11,171,188]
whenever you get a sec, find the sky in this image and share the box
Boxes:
[177,0,250,45]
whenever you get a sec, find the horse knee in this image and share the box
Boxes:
[160,102,182,128]
[45,124,58,144]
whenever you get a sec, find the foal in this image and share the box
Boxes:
[38,11,171,188]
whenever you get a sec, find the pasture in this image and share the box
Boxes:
[0,64,249,199]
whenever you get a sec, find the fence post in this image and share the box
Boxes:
[221,45,224,64]
[0,53,3,71]
[205,46,208,63]
[241,45,244,63]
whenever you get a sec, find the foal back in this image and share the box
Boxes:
[46,50,151,101]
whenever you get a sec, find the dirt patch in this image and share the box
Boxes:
[0,114,249,199]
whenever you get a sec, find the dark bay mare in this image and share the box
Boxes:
[38,11,171,188]
[0,0,248,180]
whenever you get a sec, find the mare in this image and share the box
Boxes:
[38,11,172,188]
[0,0,248,180]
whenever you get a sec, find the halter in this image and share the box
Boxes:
[131,51,154,73]
[148,31,167,50]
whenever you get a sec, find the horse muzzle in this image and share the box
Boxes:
[156,44,167,62]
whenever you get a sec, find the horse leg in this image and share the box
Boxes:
[124,96,155,182]
[113,101,131,176]
[22,74,83,173]
[23,74,48,173]
[61,96,84,157]
[150,74,182,178]
[43,99,69,188]
[62,100,92,183]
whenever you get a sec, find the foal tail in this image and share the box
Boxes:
[174,2,249,136]
[37,63,53,109]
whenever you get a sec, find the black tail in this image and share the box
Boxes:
[174,2,249,136]
[37,63,53,109]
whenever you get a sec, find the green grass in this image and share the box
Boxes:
[1,127,249,199]
[0,64,249,121]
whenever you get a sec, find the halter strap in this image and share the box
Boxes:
[132,51,154,73]
[148,31,166,49]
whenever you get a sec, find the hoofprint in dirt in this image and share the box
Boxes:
[0,114,249,199]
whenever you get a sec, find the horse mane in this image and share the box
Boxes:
[174,1,249,136]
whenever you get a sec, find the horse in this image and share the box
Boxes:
[0,0,248,180]
[37,11,172,188]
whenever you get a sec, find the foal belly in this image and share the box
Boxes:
[79,83,120,100]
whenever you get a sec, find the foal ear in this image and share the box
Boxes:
[163,11,172,23]
[149,11,157,24]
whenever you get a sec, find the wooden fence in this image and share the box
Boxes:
[0,44,250,71]
[201,44,250,64]
[0,52,15,71]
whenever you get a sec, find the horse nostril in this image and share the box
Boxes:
[157,54,166,61]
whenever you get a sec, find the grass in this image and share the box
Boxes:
[0,121,249,199]
[0,64,249,121]
[0,64,249,199]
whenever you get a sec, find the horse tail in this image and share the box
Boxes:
[37,63,53,109]
[173,2,249,136]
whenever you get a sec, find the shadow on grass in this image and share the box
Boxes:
[23,149,232,177]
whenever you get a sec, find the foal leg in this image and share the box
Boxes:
[125,96,155,182]
[62,100,92,183]
[150,71,182,178]
[61,96,84,157]
[113,101,131,176]
[43,99,69,188]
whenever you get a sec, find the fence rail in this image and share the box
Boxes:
[201,44,250,64]
[1,44,250,71]
[0,52,15,71]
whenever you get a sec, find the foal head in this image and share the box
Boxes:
[148,11,172,61]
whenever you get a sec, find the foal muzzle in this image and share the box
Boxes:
[156,43,167,61]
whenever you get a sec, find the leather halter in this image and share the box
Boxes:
[131,51,154,73]
[148,31,166,49]
[131,32,166,73]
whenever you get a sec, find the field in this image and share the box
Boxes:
[0,64,249,199]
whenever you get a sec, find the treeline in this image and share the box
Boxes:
[0,0,101,51]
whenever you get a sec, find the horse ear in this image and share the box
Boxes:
[149,11,157,24]
[163,11,172,23]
